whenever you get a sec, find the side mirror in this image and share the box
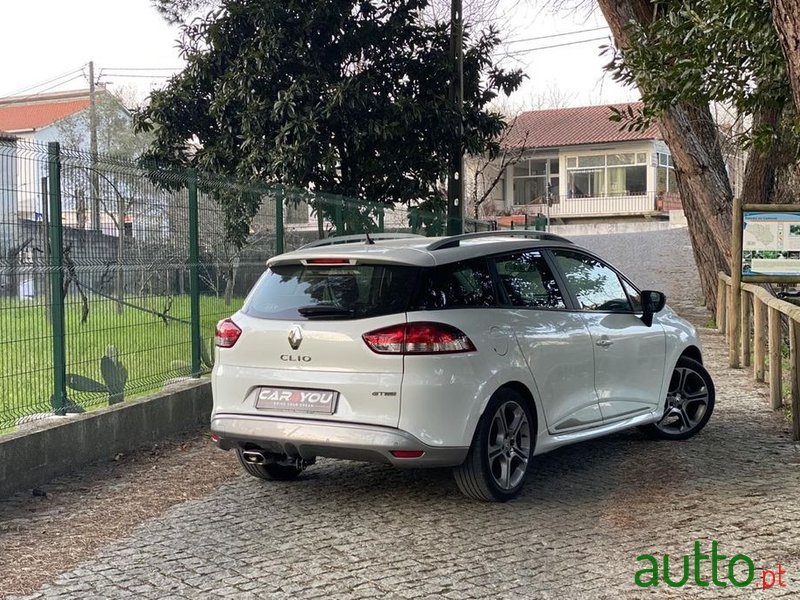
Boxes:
[641,290,666,327]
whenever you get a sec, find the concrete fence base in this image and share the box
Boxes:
[0,380,212,499]
[549,219,686,237]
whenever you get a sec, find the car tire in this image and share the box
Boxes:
[454,388,535,502]
[640,356,715,441]
[235,449,303,481]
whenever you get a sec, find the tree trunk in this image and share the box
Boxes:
[740,106,781,206]
[596,0,733,307]
[772,0,800,115]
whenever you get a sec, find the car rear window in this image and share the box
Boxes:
[243,263,418,320]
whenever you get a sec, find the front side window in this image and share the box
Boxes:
[552,250,632,313]
[412,258,496,310]
[493,251,565,309]
[622,279,642,312]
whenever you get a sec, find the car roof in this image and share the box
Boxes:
[267,233,591,268]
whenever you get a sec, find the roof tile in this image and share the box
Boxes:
[0,98,90,132]
[502,102,660,149]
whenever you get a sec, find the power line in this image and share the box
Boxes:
[504,26,609,45]
[1,74,86,103]
[102,73,173,79]
[3,67,86,98]
[501,36,611,57]
[102,67,182,71]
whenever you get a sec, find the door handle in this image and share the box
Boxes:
[596,339,613,348]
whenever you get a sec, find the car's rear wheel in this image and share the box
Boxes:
[235,449,303,481]
[640,356,715,441]
[454,388,534,502]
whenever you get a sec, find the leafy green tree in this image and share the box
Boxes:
[771,0,800,119]
[604,0,787,131]
[137,0,523,245]
[150,0,216,24]
[590,0,800,305]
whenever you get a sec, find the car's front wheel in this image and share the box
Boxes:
[454,388,534,502]
[235,449,303,481]
[640,356,715,440]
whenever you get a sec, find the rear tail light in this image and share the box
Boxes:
[362,322,475,355]
[215,319,242,348]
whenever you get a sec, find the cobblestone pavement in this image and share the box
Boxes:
[7,229,800,599]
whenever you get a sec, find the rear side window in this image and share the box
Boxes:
[493,250,565,309]
[412,258,496,310]
[243,263,417,320]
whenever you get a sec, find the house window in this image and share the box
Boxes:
[656,152,678,194]
[512,158,557,205]
[569,169,605,198]
[565,152,649,198]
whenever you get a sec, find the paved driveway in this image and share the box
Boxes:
[8,229,800,599]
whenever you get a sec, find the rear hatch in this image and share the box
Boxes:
[213,260,418,427]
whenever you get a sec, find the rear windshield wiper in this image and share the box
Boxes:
[297,304,355,318]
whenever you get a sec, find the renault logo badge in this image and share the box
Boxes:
[288,325,303,350]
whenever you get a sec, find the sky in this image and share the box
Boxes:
[0,0,639,110]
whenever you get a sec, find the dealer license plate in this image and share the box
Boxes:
[255,387,338,414]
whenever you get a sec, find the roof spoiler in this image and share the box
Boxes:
[298,233,425,250]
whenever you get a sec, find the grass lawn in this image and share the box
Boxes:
[0,294,242,430]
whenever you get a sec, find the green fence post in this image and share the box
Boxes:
[378,206,385,233]
[334,199,343,235]
[47,142,67,414]
[187,168,202,377]
[275,185,284,254]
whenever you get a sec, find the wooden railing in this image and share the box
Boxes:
[717,272,800,440]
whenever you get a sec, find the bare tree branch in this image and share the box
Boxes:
[467,116,533,219]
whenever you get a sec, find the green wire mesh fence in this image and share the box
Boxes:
[0,138,502,431]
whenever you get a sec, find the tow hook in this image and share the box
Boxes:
[294,457,315,470]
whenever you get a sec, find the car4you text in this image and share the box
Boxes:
[635,541,787,590]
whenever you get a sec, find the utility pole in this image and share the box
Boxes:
[89,61,101,231]
[446,0,464,235]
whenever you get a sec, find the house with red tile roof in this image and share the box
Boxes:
[0,87,131,222]
[0,87,129,139]
[474,103,680,222]
[0,95,90,135]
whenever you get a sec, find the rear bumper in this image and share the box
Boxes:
[211,413,469,468]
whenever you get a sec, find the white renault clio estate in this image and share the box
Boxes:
[211,231,714,501]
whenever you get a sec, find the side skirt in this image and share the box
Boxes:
[533,409,660,456]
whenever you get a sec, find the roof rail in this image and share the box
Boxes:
[426,230,573,251]
[299,233,425,250]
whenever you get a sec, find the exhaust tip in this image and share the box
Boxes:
[242,450,266,465]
